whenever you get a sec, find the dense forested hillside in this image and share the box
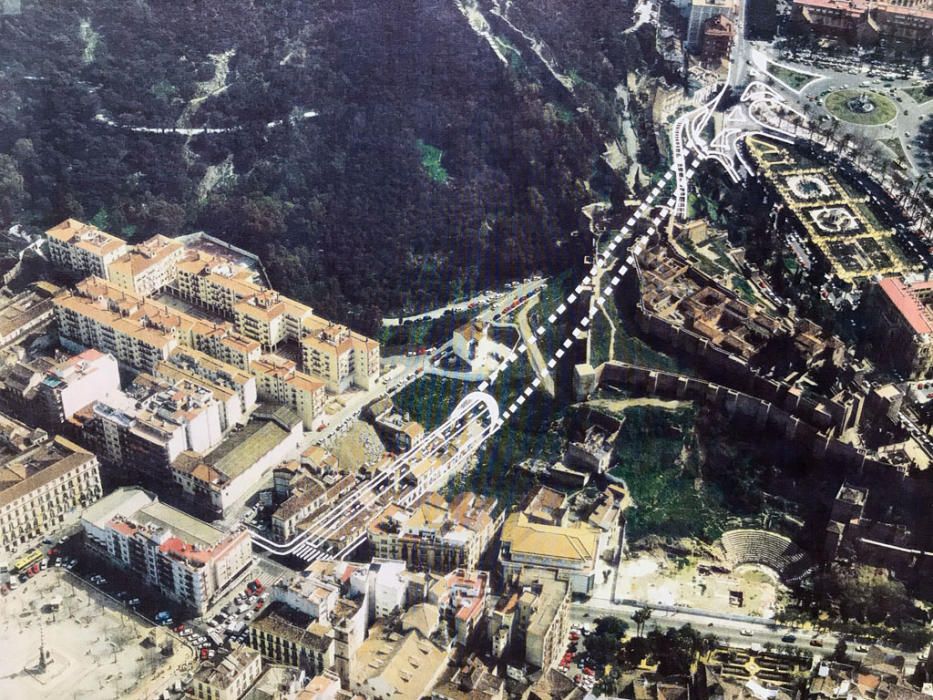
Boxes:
[0,0,659,334]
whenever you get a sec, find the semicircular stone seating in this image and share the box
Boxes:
[720,529,813,582]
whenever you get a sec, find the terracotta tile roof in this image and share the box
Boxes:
[878,277,933,336]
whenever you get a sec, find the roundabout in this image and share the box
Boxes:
[824,89,897,125]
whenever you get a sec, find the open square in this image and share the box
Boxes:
[0,569,191,700]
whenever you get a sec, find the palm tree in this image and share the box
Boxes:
[632,606,652,637]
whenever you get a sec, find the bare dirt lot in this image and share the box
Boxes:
[0,568,192,699]
[614,551,783,618]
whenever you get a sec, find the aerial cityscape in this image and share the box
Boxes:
[0,0,931,699]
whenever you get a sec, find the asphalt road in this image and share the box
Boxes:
[382,278,546,327]
[763,54,933,177]
[571,598,918,672]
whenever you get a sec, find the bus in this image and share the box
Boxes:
[13,549,43,573]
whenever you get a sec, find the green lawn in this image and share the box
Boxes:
[902,85,933,105]
[416,140,449,183]
[393,375,470,430]
[767,62,817,91]
[732,275,758,305]
[589,307,611,367]
[881,138,908,165]
[602,288,688,374]
[824,90,897,126]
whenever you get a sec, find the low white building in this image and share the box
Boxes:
[270,574,340,622]
[452,320,494,371]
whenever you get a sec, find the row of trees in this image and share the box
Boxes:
[587,609,719,677]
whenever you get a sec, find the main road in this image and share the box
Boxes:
[571,598,918,671]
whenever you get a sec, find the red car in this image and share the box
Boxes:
[583,667,595,676]
[200,648,209,660]
[174,624,185,633]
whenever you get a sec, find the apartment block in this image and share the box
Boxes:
[173,249,266,318]
[45,219,128,280]
[35,349,120,428]
[190,643,263,700]
[190,320,262,372]
[250,355,325,430]
[70,373,223,476]
[686,0,733,51]
[346,558,428,623]
[107,234,185,297]
[48,220,381,396]
[0,283,58,347]
[81,487,252,613]
[54,277,187,372]
[234,290,313,350]
[248,601,335,678]
[488,568,570,672]
[792,0,932,47]
[428,569,489,646]
[270,574,340,622]
[368,492,497,573]
[177,252,379,393]
[154,348,257,432]
[269,464,356,544]
[301,317,380,393]
[270,474,328,543]
[868,276,933,380]
[0,436,102,553]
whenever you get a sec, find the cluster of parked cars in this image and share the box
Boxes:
[201,578,269,652]
[86,571,141,609]
[172,624,219,660]
[0,547,78,595]
[560,626,597,692]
